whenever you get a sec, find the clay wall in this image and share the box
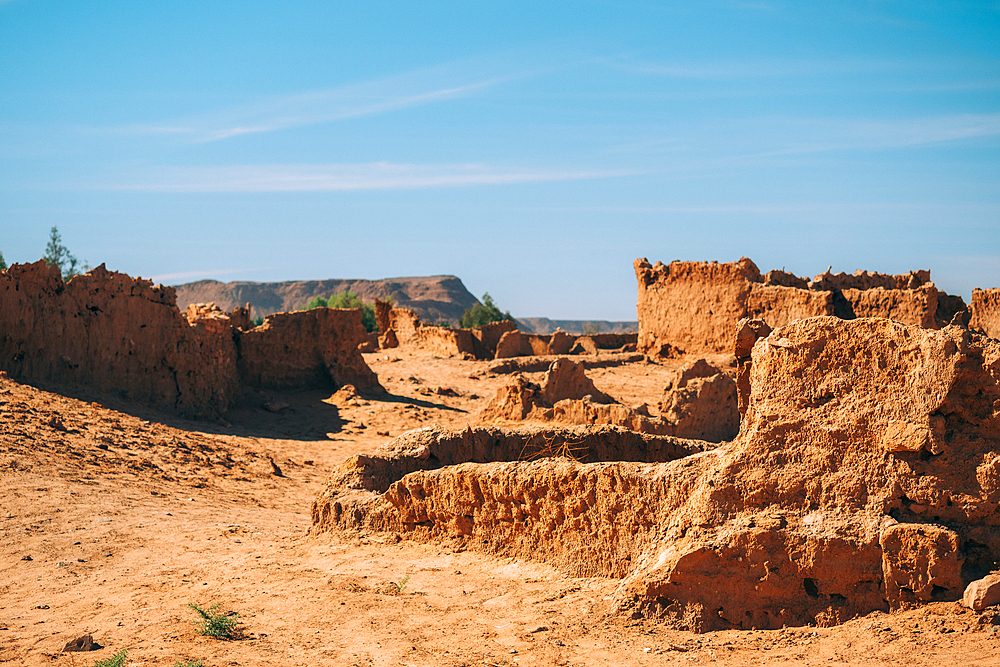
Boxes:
[237,308,381,391]
[970,288,1000,339]
[0,262,236,417]
[636,257,966,355]
[470,319,518,359]
[314,316,1000,631]
[0,262,381,417]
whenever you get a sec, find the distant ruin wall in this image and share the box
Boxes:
[635,257,965,356]
[970,288,1000,339]
[0,262,380,417]
[237,308,380,391]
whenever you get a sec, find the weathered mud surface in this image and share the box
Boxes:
[314,316,1000,631]
[0,262,380,417]
[635,257,966,356]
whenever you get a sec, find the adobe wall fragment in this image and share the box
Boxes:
[0,262,383,416]
[0,262,237,417]
[238,308,381,392]
[970,288,1000,339]
[316,316,1000,631]
[635,257,760,356]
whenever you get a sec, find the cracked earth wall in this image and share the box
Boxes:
[313,316,1000,631]
[0,262,379,418]
[635,257,967,356]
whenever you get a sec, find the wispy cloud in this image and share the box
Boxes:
[93,162,634,193]
[103,62,527,144]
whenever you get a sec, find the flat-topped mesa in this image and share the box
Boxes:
[0,261,381,417]
[313,315,1000,631]
[635,257,966,356]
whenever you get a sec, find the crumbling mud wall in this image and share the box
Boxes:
[495,329,637,359]
[970,288,1000,339]
[635,257,965,355]
[0,262,381,417]
[0,262,239,417]
[313,316,1000,631]
[237,308,381,391]
[479,358,738,443]
[381,306,516,359]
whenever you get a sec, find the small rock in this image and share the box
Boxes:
[963,573,1000,611]
[21,555,32,561]
[263,401,290,413]
[528,626,549,633]
[63,634,101,652]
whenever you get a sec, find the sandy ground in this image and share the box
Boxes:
[2,348,1000,666]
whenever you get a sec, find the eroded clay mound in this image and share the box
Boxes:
[311,424,713,577]
[313,315,1000,631]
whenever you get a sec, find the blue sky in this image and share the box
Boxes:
[1,1,998,320]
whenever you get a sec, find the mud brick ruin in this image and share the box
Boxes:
[3,256,1000,631]
[314,257,1000,631]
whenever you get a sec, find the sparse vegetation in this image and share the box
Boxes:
[43,225,88,280]
[173,660,205,667]
[0,250,7,271]
[188,602,241,640]
[460,293,512,329]
[92,650,128,667]
[383,574,410,595]
[306,291,377,333]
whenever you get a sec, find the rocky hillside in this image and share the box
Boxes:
[173,275,481,323]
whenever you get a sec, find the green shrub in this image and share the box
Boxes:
[188,602,241,640]
[0,250,6,271]
[306,291,377,333]
[174,661,205,667]
[93,650,128,667]
[460,293,512,329]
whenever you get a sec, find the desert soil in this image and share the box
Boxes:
[2,348,999,666]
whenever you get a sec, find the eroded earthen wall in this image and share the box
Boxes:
[0,262,238,417]
[237,308,381,391]
[0,262,381,416]
[970,288,1000,339]
[314,317,1000,631]
[636,257,966,355]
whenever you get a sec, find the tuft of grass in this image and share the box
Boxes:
[188,602,241,640]
[174,661,205,667]
[93,650,128,667]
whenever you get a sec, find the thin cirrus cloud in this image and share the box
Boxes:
[98,162,636,193]
[111,62,530,144]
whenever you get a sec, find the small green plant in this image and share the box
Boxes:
[397,574,410,593]
[93,650,128,667]
[188,602,241,640]
[306,291,377,332]
[0,250,7,271]
[459,292,512,328]
[174,660,205,667]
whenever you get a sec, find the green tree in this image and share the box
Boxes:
[460,292,512,328]
[43,226,84,279]
[306,291,377,333]
[0,250,7,271]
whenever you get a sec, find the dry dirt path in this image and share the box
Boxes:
[2,350,999,666]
